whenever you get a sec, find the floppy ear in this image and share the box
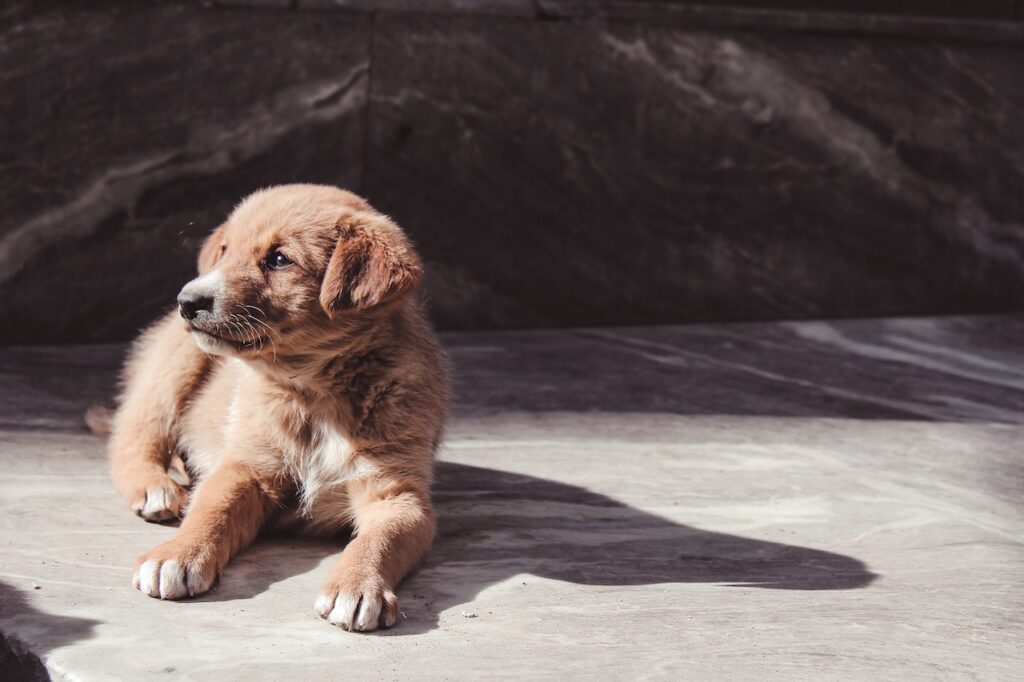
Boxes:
[197,223,227,274]
[319,213,423,316]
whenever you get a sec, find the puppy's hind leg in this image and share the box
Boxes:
[110,414,185,522]
[109,311,209,522]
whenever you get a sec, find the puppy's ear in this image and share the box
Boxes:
[319,213,422,316]
[197,223,227,274]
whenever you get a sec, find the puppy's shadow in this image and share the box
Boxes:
[200,462,877,632]
[195,535,337,603]
[387,462,877,634]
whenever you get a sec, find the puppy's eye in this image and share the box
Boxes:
[265,250,293,270]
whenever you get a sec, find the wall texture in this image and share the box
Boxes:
[2,1,1022,343]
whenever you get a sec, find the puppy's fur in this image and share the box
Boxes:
[103,185,448,632]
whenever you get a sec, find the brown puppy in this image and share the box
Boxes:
[105,184,448,632]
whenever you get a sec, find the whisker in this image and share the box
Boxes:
[243,317,263,352]
[249,318,276,341]
[242,317,260,350]
[235,307,277,363]
[225,315,248,343]
[243,312,278,342]
[243,304,269,320]
[232,314,258,347]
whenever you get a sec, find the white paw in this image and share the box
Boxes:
[315,586,398,632]
[130,482,185,523]
[133,555,214,599]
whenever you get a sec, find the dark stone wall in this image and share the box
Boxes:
[365,16,1024,329]
[1,2,370,343]
[1,1,1022,343]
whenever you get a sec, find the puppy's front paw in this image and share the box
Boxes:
[127,475,187,523]
[315,573,399,632]
[133,541,216,600]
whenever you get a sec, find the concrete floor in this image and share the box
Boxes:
[1,315,1022,680]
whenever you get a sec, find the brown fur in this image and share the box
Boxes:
[103,184,448,632]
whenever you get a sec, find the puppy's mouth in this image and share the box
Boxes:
[188,325,267,351]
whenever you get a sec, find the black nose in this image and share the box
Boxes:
[177,292,214,321]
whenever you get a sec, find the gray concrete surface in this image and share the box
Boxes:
[1,315,1022,680]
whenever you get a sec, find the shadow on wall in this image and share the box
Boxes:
[0,581,99,681]
[199,462,876,635]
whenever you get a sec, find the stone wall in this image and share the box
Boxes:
[2,1,1022,343]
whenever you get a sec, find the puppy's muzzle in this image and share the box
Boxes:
[178,290,213,321]
[177,271,222,322]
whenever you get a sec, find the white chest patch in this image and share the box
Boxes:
[290,423,377,517]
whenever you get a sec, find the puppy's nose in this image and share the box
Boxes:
[177,291,214,321]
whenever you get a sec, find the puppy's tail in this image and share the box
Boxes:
[84,405,113,437]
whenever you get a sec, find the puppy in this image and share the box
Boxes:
[104,184,448,632]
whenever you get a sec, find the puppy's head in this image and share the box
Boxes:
[177,184,422,358]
